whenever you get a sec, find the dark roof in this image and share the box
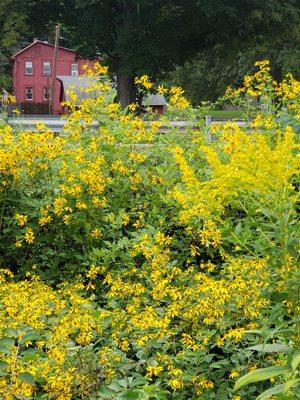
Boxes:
[11,40,75,59]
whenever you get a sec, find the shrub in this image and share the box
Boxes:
[0,61,299,399]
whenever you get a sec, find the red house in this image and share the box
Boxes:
[12,39,97,114]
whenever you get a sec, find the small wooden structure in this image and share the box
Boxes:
[142,94,167,115]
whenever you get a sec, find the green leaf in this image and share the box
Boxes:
[97,385,114,398]
[107,381,122,391]
[0,338,15,347]
[20,333,44,345]
[118,378,129,388]
[21,348,47,361]
[256,383,285,399]
[248,344,291,353]
[2,328,18,338]
[292,352,300,372]
[131,375,147,387]
[284,378,300,392]
[18,372,35,384]
[0,360,8,370]
[136,350,146,360]
[122,390,143,399]
[0,347,12,354]
[234,366,289,392]
[35,374,45,385]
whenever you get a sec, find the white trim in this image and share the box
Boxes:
[43,60,51,75]
[25,61,33,75]
[71,63,79,76]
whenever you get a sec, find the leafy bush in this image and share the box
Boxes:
[0,61,299,399]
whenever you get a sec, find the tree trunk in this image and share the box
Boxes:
[116,68,136,109]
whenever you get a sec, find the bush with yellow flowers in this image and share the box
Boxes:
[0,61,299,399]
[0,269,128,399]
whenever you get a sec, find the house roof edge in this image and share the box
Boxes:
[11,40,76,60]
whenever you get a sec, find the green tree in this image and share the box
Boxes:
[0,0,29,90]
[166,0,300,103]
[0,0,74,92]
[71,0,209,106]
[1,0,299,105]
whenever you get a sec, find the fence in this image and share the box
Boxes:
[1,101,51,116]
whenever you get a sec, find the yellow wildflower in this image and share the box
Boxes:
[24,228,35,244]
[15,214,28,227]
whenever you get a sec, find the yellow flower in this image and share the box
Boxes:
[169,89,190,109]
[199,379,214,389]
[168,379,184,389]
[157,85,167,95]
[135,75,153,90]
[24,228,35,244]
[38,215,52,226]
[86,265,102,279]
[6,94,16,103]
[168,366,183,376]
[122,213,130,226]
[229,371,240,379]
[224,328,245,342]
[200,220,221,248]
[90,228,102,238]
[62,215,72,225]
[15,214,28,227]
[146,365,163,378]
[128,102,138,112]
[76,201,88,210]
[36,122,47,130]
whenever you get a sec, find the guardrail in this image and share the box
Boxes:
[7,115,246,134]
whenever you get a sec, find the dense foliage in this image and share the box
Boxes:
[165,0,300,103]
[1,1,300,104]
[0,62,299,399]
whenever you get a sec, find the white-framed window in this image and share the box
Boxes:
[25,87,33,100]
[25,61,33,75]
[43,60,51,75]
[43,87,51,100]
[71,63,78,76]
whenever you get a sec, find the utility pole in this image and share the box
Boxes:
[50,24,60,114]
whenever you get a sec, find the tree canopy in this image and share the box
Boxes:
[0,0,299,105]
[70,0,210,106]
[167,0,300,103]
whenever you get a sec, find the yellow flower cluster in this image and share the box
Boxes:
[0,61,298,399]
[0,127,65,186]
[135,75,153,90]
[225,60,300,122]
[81,61,108,79]
[171,125,299,239]
[0,272,101,399]
[169,86,190,109]
[99,229,270,390]
[134,75,190,111]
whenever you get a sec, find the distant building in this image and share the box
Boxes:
[142,94,167,115]
[11,39,97,114]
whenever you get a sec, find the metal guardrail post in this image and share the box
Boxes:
[205,115,212,142]
[205,115,212,126]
